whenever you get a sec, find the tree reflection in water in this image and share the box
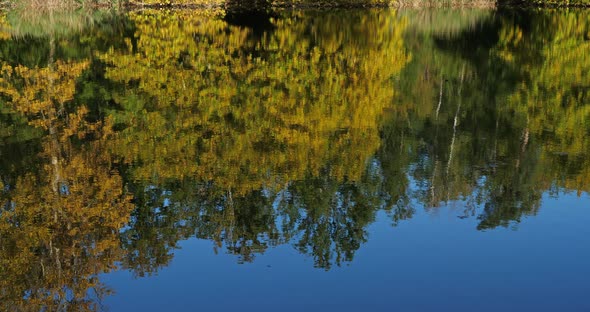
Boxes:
[0,7,588,310]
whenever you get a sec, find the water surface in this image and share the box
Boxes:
[0,7,588,311]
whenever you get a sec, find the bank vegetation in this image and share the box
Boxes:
[5,0,590,10]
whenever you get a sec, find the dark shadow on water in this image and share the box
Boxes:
[224,7,277,39]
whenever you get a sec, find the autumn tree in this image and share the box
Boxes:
[0,56,133,310]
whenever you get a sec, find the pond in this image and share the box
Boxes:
[0,7,588,311]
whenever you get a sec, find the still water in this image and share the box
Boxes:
[0,7,588,311]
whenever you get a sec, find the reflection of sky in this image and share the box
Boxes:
[102,192,590,311]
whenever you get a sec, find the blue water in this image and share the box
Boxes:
[102,192,590,311]
[1,7,589,311]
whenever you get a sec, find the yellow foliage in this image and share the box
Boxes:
[0,58,133,309]
[100,10,411,194]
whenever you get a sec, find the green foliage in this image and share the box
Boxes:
[0,7,588,310]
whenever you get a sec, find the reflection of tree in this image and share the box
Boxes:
[101,9,590,272]
[0,144,132,310]
[119,180,202,277]
[0,58,132,310]
[99,9,410,193]
[277,170,384,269]
[0,8,589,309]
[494,10,590,193]
[97,9,411,270]
[380,9,590,230]
[195,186,280,263]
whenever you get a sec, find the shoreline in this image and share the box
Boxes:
[124,1,495,9]
[4,1,590,11]
[117,1,590,9]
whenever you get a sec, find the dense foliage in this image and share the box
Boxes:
[0,7,588,310]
